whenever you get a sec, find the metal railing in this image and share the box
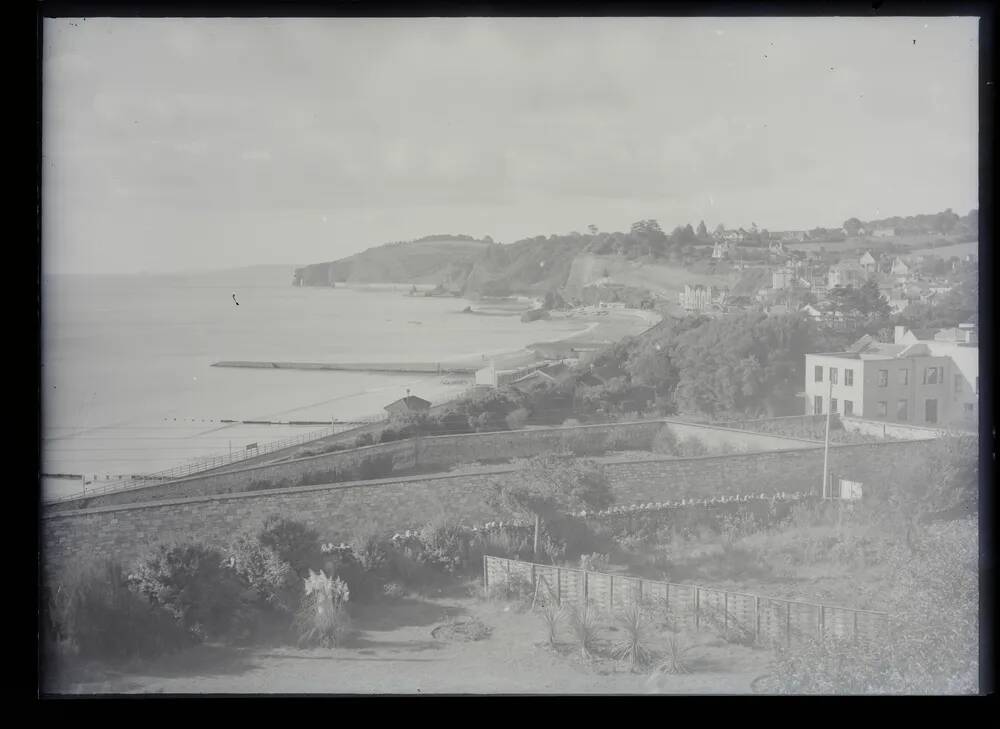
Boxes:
[44,415,388,503]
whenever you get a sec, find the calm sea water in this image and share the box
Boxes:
[41,268,587,490]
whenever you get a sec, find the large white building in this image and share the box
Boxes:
[804,324,978,428]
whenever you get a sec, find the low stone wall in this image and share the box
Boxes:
[48,418,819,512]
[42,439,931,566]
[839,416,962,441]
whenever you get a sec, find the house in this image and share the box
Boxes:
[577,364,628,388]
[771,263,798,290]
[508,362,575,393]
[890,257,912,280]
[800,304,823,320]
[772,230,806,242]
[827,260,868,289]
[871,227,895,238]
[804,324,978,427]
[711,240,731,259]
[678,284,722,312]
[384,395,432,417]
[859,251,878,274]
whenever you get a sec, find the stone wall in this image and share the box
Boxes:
[42,439,931,566]
[49,419,818,512]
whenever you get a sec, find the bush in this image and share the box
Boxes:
[225,534,300,615]
[418,517,472,573]
[677,436,708,457]
[43,559,192,663]
[128,543,250,642]
[379,428,401,443]
[613,603,655,669]
[539,601,564,647]
[382,582,406,600]
[351,523,388,573]
[293,570,352,648]
[258,516,321,575]
[354,432,375,447]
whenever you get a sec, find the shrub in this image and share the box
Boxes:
[579,553,610,572]
[613,603,655,669]
[487,572,534,607]
[351,523,388,573]
[677,436,708,457]
[293,570,352,648]
[379,428,401,443]
[128,543,249,642]
[354,432,375,447]
[567,602,599,658]
[43,559,192,662]
[225,534,300,614]
[656,630,699,674]
[258,516,321,575]
[418,517,471,573]
[382,582,406,600]
[539,601,564,647]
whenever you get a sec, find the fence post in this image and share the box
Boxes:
[853,611,859,645]
[556,568,562,606]
[531,562,536,591]
[819,605,825,642]
[754,596,760,645]
[483,555,488,593]
[638,578,644,604]
[724,591,729,635]
[695,587,700,630]
[786,602,792,650]
[583,570,589,602]
[609,575,614,614]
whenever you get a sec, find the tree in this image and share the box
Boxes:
[714,223,726,235]
[588,224,599,236]
[487,455,613,559]
[697,220,708,239]
[843,217,863,237]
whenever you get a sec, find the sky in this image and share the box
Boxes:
[42,17,980,274]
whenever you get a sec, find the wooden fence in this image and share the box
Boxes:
[483,555,889,649]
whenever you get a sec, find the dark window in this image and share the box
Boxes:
[963,403,974,414]
[878,370,888,387]
[814,395,823,414]
[954,374,963,394]
[898,368,909,385]
[877,401,888,417]
[925,398,938,423]
[844,400,853,416]
[897,399,908,420]
[831,398,838,413]
[830,367,838,385]
[844,369,853,386]
[814,365,823,382]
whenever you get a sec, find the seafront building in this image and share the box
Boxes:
[803,324,978,428]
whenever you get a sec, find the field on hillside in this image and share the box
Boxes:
[565,254,741,300]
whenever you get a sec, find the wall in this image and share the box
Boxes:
[41,439,931,566]
[839,416,962,441]
[49,419,819,512]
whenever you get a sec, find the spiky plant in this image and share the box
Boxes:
[612,603,654,670]
[567,602,599,658]
[539,600,564,647]
[657,629,698,674]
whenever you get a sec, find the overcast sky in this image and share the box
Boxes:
[42,17,979,274]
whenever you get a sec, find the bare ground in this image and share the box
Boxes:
[43,588,772,695]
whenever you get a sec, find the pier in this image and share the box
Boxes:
[211,361,479,374]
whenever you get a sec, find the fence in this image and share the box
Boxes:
[483,556,888,649]
[45,417,387,503]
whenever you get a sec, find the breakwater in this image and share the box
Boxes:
[211,361,478,375]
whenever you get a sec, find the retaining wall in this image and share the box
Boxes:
[41,439,930,566]
[48,419,820,512]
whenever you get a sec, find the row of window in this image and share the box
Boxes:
[814,365,954,388]
[814,396,945,423]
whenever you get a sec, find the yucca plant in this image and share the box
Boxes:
[657,629,699,674]
[612,603,654,670]
[567,602,599,658]
[293,569,352,648]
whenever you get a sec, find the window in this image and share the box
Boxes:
[844,369,853,386]
[877,401,888,417]
[878,370,888,387]
[954,374,963,394]
[923,366,943,385]
[831,398,838,413]
[897,399,908,421]
[814,365,823,382]
[925,398,938,424]
[830,367,838,385]
[963,403,974,415]
[844,400,853,416]
[898,368,909,386]
[814,395,823,414]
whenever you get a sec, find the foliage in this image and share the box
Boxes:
[225,534,301,614]
[293,570,352,648]
[258,516,321,574]
[505,407,530,430]
[562,429,608,457]
[539,600,564,647]
[613,603,656,669]
[128,543,250,642]
[43,559,192,663]
[651,425,681,455]
[351,523,389,573]
[566,602,600,658]
[354,432,375,447]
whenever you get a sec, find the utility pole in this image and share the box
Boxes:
[821,376,832,498]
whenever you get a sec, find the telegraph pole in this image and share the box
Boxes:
[821,376,832,498]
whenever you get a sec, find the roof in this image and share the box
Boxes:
[384,395,431,411]
[591,364,627,383]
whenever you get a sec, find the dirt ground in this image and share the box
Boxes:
[43,587,773,695]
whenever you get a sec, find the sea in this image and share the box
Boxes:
[41,267,592,500]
